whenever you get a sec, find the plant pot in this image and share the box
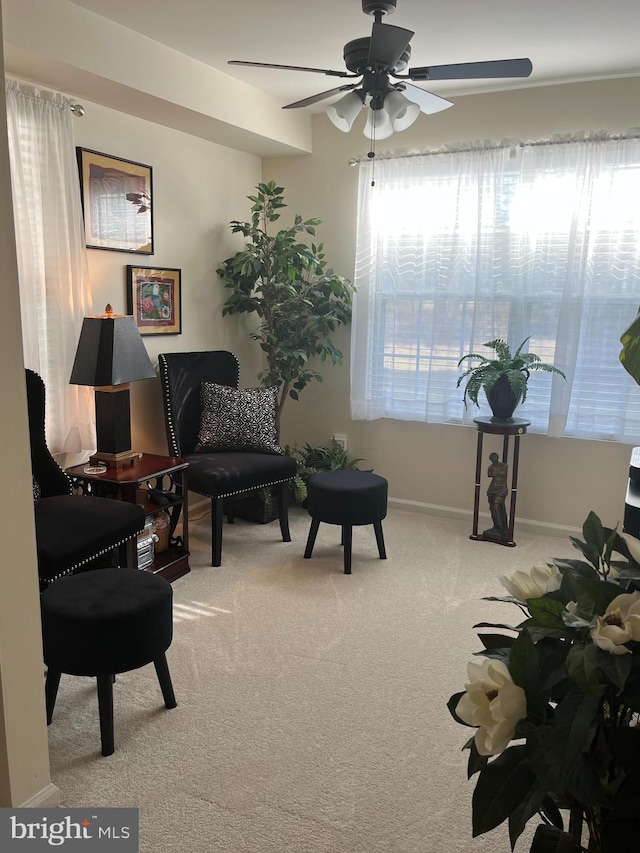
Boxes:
[223,487,281,524]
[486,374,521,421]
[529,825,580,852]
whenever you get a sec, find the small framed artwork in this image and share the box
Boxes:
[127,266,182,335]
[76,148,154,254]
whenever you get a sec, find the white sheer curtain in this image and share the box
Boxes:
[6,79,94,455]
[351,135,640,441]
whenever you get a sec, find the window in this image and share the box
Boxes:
[351,136,640,441]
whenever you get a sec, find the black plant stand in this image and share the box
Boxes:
[470,416,530,547]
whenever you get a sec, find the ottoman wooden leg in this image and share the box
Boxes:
[343,525,353,574]
[374,520,387,559]
[96,674,115,757]
[304,518,320,558]
[45,669,61,725]
[154,654,177,709]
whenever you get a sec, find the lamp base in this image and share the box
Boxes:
[90,449,140,469]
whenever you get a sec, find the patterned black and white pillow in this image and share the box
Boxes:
[195,382,283,455]
[33,476,41,504]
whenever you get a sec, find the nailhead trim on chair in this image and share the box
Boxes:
[188,475,294,502]
[42,531,141,584]
[159,353,181,458]
[39,444,141,584]
[47,468,143,582]
[158,353,294,493]
[158,352,242,459]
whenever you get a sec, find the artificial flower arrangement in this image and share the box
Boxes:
[448,512,640,853]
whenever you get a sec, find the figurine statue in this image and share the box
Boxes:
[483,452,509,540]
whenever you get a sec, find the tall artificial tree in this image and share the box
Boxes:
[217,181,355,438]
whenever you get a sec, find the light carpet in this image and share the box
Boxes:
[46,507,577,853]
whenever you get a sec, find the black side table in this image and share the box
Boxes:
[470,417,530,547]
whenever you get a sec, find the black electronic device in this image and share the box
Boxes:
[623,447,640,539]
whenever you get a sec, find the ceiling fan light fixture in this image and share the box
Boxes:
[384,89,420,131]
[326,90,365,132]
[363,105,394,140]
[230,2,532,138]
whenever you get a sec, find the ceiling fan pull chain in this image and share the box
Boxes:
[368,110,377,186]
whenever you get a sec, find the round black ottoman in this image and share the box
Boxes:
[304,470,388,574]
[40,567,177,756]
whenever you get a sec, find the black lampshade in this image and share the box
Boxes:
[70,312,155,468]
[70,315,155,387]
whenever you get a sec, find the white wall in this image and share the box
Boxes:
[2,0,311,157]
[72,101,265,455]
[264,77,640,532]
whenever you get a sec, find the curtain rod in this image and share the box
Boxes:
[347,129,640,166]
[5,75,84,116]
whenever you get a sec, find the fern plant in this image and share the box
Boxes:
[457,337,565,410]
[283,442,366,505]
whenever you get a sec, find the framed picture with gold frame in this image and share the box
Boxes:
[76,148,154,254]
[126,266,181,335]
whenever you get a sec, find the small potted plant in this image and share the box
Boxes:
[284,442,366,506]
[457,337,565,420]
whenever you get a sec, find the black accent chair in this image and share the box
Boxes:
[158,351,296,566]
[26,369,145,587]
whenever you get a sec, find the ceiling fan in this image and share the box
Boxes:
[229,0,532,141]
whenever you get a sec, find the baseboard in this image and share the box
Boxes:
[187,492,579,539]
[18,782,61,808]
[188,496,210,518]
[388,497,580,539]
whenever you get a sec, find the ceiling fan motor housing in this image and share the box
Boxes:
[344,37,410,74]
[362,0,397,16]
[227,0,532,121]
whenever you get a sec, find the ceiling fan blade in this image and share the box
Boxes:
[399,83,453,115]
[282,84,360,110]
[409,57,533,82]
[368,22,414,70]
[228,60,353,78]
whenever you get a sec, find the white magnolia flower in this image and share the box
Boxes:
[499,562,561,602]
[455,658,527,756]
[590,591,640,655]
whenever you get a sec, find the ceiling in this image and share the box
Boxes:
[67,0,640,111]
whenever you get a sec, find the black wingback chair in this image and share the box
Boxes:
[158,351,296,567]
[26,369,145,586]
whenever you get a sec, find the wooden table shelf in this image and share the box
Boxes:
[66,453,190,582]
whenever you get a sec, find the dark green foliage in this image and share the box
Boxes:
[217,182,355,437]
[447,511,640,850]
[619,308,640,385]
[457,337,565,409]
[283,441,366,504]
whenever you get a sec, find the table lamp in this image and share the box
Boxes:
[70,304,156,468]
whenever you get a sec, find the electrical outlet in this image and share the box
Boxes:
[332,434,348,452]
